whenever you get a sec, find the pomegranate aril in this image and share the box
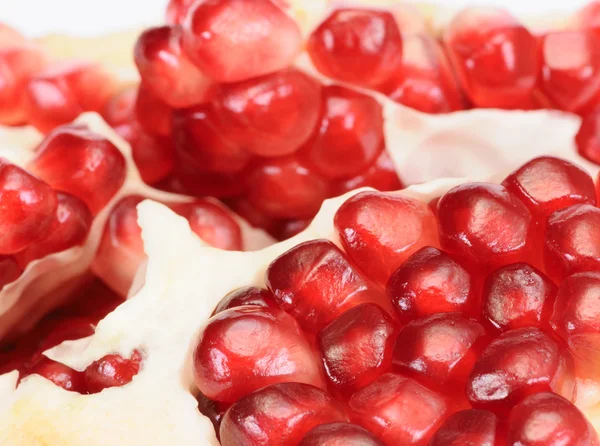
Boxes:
[437,183,534,271]
[381,34,464,114]
[430,409,499,446]
[539,30,600,113]
[266,239,392,333]
[246,156,330,219]
[503,156,597,224]
[544,204,600,282]
[130,129,175,185]
[444,7,539,109]
[482,263,557,332]
[275,219,310,240]
[304,86,384,179]
[0,256,21,291]
[225,198,277,235]
[577,107,600,164]
[349,372,448,446]
[84,350,142,394]
[27,358,87,393]
[174,154,245,198]
[134,25,212,108]
[318,303,397,400]
[386,247,476,323]
[299,422,384,446]
[197,392,228,441]
[466,327,575,415]
[0,159,58,254]
[182,0,302,83]
[102,85,136,127]
[551,272,600,379]
[337,150,403,194]
[25,62,117,133]
[507,392,599,446]
[335,191,438,286]
[307,8,403,89]
[212,286,276,316]
[193,306,324,403]
[134,84,173,138]
[166,0,196,25]
[28,125,127,215]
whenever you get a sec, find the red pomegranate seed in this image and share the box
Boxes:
[507,392,599,446]
[215,69,321,157]
[386,247,475,323]
[503,156,597,225]
[444,7,539,109]
[574,1,600,35]
[299,422,384,446]
[60,279,125,324]
[225,198,277,235]
[182,0,302,83]
[0,159,58,254]
[551,272,600,380]
[169,200,242,251]
[275,219,311,240]
[219,382,347,446]
[335,191,438,286]
[27,358,87,393]
[25,62,117,133]
[482,263,557,332]
[544,204,600,281]
[134,84,173,138]
[84,349,142,393]
[539,30,600,113]
[134,25,212,108]
[212,286,277,316]
[304,86,384,180]
[349,372,448,445]
[166,0,196,24]
[16,192,92,267]
[381,34,464,114]
[437,183,534,271]
[266,239,392,333]
[430,409,499,446]
[28,125,127,215]
[197,392,228,440]
[317,303,398,400]
[465,327,575,415]
[172,104,251,175]
[174,153,245,198]
[0,45,46,125]
[130,129,175,185]
[307,8,403,89]
[392,313,487,393]
[101,86,136,128]
[194,306,325,403]
[576,107,600,164]
[337,150,403,194]
[0,256,21,291]
[246,156,330,219]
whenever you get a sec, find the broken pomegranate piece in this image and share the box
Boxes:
[299,422,384,446]
[430,409,499,446]
[27,358,87,393]
[85,350,143,394]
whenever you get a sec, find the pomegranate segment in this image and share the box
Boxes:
[182,0,302,83]
[84,350,143,394]
[307,8,403,89]
[193,306,325,403]
[482,263,557,332]
[465,327,575,415]
[503,156,597,224]
[430,409,499,446]
[544,204,600,281]
[266,239,392,333]
[28,125,127,215]
[134,25,213,108]
[381,34,464,114]
[219,382,348,446]
[349,372,448,446]
[0,159,58,254]
[212,286,277,315]
[303,86,384,180]
[539,30,600,113]
[386,247,476,324]
[25,62,117,133]
[134,84,173,138]
[215,69,322,157]
[27,358,87,393]
[577,107,600,164]
[335,191,439,286]
[317,303,398,400]
[507,392,599,446]
[437,183,534,271]
[444,7,540,109]
[299,422,384,446]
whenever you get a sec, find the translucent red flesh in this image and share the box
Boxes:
[84,350,142,394]
[212,286,277,316]
[298,422,384,446]
[430,409,499,446]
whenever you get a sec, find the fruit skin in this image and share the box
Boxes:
[334,191,439,286]
[507,392,599,446]
[219,382,348,446]
[84,350,143,394]
[307,8,403,89]
[430,409,499,446]
[193,306,325,404]
[298,422,384,446]
[182,0,302,83]
[0,158,58,255]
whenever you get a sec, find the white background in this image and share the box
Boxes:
[0,0,590,37]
